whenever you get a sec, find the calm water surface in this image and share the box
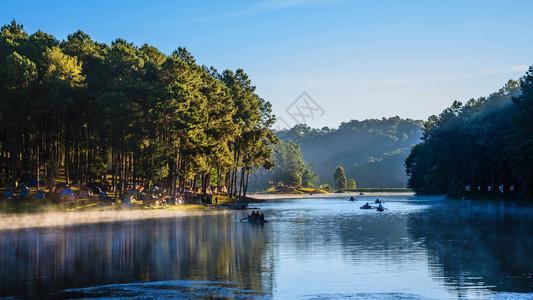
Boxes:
[1,195,532,299]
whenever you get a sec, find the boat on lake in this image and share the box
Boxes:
[248,215,268,224]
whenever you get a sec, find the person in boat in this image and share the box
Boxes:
[378,203,383,209]
[363,202,370,208]
[349,196,354,200]
[260,213,265,220]
[375,199,381,204]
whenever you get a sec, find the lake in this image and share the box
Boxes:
[0,195,532,299]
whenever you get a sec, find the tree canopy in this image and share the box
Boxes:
[0,21,276,198]
[333,166,347,189]
[405,72,533,197]
[275,117,423,187]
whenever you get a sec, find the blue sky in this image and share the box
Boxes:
[2,0,532,128]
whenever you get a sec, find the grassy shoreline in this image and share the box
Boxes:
[0,185,413,215]
[0,194,263,215]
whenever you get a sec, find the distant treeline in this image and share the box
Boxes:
[0,21,277,197]
[250,117,423,189]
[405,68,533,197]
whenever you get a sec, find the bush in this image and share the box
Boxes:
[347,179,356,189]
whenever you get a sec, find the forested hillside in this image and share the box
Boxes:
[405,69,533,197]
[268,117,423,188]
[0,21,276,198]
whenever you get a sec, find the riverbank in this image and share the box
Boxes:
[0,194,256,214]
[0,191,417,230]
[249,192,415,200]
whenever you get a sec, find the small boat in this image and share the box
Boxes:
[248,215,268,224]
[376,207,384,212]
[360,205,372,209]
[349,196,355,201]
[374,199,381,204]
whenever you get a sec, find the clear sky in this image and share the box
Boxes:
[2,0,532,129]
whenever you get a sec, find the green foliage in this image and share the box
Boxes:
[270,141,305,186]
[301,163,318,188]
[276,117,423,187]
[347,179,356,189]
[0,21,276,197]
[333,166,347,189]
[511,67,533,196]
[248,140,316,189]
[405,77,532,196]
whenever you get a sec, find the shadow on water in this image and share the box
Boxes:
[408,199,533,294]
[0,214,273,299]
[1,197,532,299]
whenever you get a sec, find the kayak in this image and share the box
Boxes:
[248,215,268,224]
[360,206,372,209]
[376,207,384,212]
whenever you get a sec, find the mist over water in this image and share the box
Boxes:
[0,209,224,230]
[0,196,532,299]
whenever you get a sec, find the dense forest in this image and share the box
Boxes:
[0,21,277,198]
[264,118,423,188]
[248,118,423,190]
[405,68,533,197]
[247,140,318,191]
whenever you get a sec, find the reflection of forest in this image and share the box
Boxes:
[0,213,273,298]
[408,201,533,294]
[271,208,428,267]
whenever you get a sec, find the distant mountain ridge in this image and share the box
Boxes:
[275,117,424,188]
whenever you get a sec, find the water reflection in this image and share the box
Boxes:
[0,197,532,299]
[0,213,272,298]
[408,200,533,295]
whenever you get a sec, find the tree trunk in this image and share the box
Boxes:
[114,148,119,201]
[36,145,40,191]
[192,173,197,193]
[10,150,16,189]
[244,170,250,197]
[239,167,245,197]
[216,166,221,195]
[65,143,70,186]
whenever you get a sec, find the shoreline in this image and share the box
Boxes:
[0,192,416,230]
[248,192,415,200]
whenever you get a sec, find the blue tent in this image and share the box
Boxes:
[60,188,75,200]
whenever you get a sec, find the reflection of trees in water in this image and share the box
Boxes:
[273,209,427,266]
[408,201,533,294]
[0,214,272,298]
[333,213,429,266]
